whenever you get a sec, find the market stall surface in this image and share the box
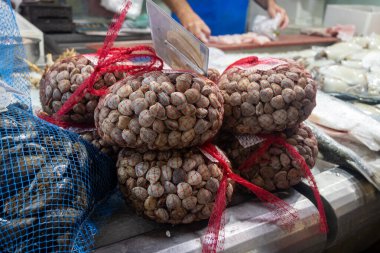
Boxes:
[91,166,380,253]
[28,34,380,253]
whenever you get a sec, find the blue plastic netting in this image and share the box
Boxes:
[0,0,31,110]
[0,1,117,251]
[0,104,117,252]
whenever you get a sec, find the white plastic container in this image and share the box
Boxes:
[15,11,45,65]
[324,5,380,36]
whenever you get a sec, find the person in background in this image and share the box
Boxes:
[162,0,289,42]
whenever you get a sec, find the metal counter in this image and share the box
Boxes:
[92,165,380,253]
[93,189,325,253]
[299,168,380,253]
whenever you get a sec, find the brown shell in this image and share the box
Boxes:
[40,55,123,123]
[117,147,234,224]
[216,123,318,191]
[79,130,120,160]
[217,58,316,135]
[94,71,224,150]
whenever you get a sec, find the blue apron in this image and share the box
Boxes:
[173,0,249,36]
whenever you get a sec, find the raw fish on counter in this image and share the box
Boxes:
[368,33,380,50]
[319,76,354,94]
[300,24,355,40]
[302,39,380,98]
[351,36,370,48]
[317,65,367,94]
[326,24,355,39]
[307,122,380,190]
[345,49,374,61]
[366,72,380,96]
[324,42,363,61]
[304,58,336,72]
[208,35,380,99]
[309,92,380,152]
[208,32,271,45]
[352,102,380,122]
[340,60,363,69]
[362,51,380,69]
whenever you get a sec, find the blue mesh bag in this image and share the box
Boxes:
[0,1,117,252]
[0,0,31,111]
[0,105,117,252]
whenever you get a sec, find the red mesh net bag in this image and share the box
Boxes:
[199,142,301,253]
[39,54,125,123]
[117,146,234,224]
[38,1,163,128]
[218,57,317,135]
[94,71,224,150]
[217,123,318,191]
[199,56,327,253]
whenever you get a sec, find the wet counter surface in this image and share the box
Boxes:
[91,165,380,253]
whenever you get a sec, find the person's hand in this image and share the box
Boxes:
[267,0,289,29]
[177,11,211,43]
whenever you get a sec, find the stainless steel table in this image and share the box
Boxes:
[306,168,380,253]
[91,165,380,253]
[93,189,325,253]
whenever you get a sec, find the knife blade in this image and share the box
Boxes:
[146,0,209,75]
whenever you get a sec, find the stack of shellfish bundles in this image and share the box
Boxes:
[34,2,234,251]
[104,69,236,225]
[38,47,237,249]
[35,3,329,253]
[208,56,329,249]
[40,46,233,223]
[216,57,319,192]
[39,52,328,250]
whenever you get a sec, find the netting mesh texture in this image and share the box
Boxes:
[0,105,117,252]
[0,0,31,110]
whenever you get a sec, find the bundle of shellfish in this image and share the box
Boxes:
[95,71,224,150]
[79,130,120,160]
[207,68,221,83]
[0,105,116,252]
[217,124,318,191]
[218,57,317,135]
[117,147,233,224]
[39,55,124,123]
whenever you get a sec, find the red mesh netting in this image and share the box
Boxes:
[238,135,328,233]
[224,56,287,72]
[200,142,300,253]
[225,56,259,71]
[37,111,93,129]
[39,1,163,127]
